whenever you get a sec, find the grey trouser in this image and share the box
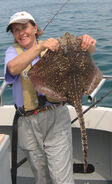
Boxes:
[18,104,74,184]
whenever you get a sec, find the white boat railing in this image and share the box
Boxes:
[88,75,112,102]
[0,77,7,106]
[103,75,112,79]
[88,78,107,102]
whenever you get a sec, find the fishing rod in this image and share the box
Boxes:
[71,88,112,124]
[43,0,70,31]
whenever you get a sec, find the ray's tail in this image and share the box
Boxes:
[75,104,88,173]
[80,117,88,172]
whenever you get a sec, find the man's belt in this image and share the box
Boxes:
[16,103,62,117]
[25,104,61,116]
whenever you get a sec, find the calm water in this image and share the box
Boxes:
[0,0,112,107]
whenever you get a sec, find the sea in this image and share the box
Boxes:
[0,0,112,107]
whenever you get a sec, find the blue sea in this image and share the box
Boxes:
[0,0,112,107]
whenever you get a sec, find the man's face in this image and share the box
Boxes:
[12,22,37,49]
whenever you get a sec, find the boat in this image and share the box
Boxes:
[0,75,112,184]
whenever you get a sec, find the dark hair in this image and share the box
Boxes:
[9,20,43,39]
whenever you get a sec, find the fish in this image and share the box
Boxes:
[28,32,102,172]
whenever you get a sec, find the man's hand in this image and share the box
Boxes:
[80,34,96,54]
[39,38,59,52]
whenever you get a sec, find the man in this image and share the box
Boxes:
[4,11,96,184]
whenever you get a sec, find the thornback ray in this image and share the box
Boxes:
[28,32,102,172]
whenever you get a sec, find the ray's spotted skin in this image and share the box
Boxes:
[28,32,102,172]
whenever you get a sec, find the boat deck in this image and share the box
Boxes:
[17,176,112,184]
[17,177,35,184]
